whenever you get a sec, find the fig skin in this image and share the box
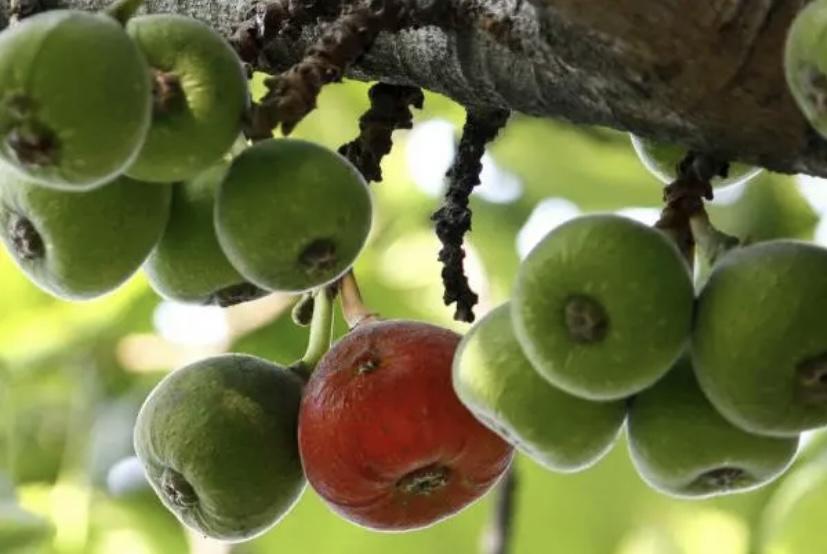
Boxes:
[0,164,170,300]
[133,354,306,542]
[784,0,827,138]
[453,303,626,472]
[629,135,761,188]
[628,356,799,499]
[298,320,514,531]
[0,10,151,190]
[125,14,249,183]
[512,214,694,401]
[693,240,827,436]
[144,163,266,307]
[215,139,372,293]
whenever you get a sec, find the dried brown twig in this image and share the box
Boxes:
[339,83,424,183]
[432,107,510,323]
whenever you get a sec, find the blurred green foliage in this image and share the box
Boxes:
[0,78,824,554]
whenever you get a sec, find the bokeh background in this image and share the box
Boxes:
[2,77,827,554]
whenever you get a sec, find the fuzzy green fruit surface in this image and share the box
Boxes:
[785,0,827,138]
[125,14,248,183]
[630,135,761,189]
[0,10,151,189]
[453,303,626,472]
[0,165,170,300]
[216,139,372,293]
[628,357,798,498]
[693,240,827,436]
[512,214,694,401]
[144,163,266,306]
[134,354,305,542]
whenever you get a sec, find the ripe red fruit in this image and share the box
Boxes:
[298,319,514,531]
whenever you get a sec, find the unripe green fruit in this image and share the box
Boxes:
[785,0,827,138]
[630,135,761,188]
[144,163,266,306]
[693,240,827,436]
[512,214,694,401]
[134,354,305,542]
[215,139,372,293]
[453,303,626,472]
[628,357,798,499]
[125,14,248,183]
[0,165,170,300]
[0,10,151,190]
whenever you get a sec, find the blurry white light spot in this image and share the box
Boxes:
[616,207,661,226]
[475,153,523,204]
[153,302,230,347]
[797,175,827,215]
[815,217,827,247]
[516,198,580,259]
[107,457,148,497]
[406,119,456,197]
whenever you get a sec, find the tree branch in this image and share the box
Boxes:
[2,0,824,177]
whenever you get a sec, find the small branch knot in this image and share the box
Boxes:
[246,1,410,138]
[655,151,728,261]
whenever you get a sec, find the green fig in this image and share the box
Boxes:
[0,164,170,300]
[0,10,151,190]
[144,163,266,306]
[630,135,761,188]
[134,354,305,542]
[215,139,372,293]
[693,240,827,436]
[785,0,827,138]
[453,303,626,472]
[512,214,694,401]
[628,356,798,498]
[125,14,248,183]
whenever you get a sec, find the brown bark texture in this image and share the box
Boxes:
[1,0,823,177]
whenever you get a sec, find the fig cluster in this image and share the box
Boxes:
[0,7,512,542]
[453,214,825,499]
[5,4,824,546]
[0,9,373,303]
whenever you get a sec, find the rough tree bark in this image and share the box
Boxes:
[1,0,823,177]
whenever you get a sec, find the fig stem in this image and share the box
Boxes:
[292,286,335,378]
[339,270,379,329]
[229,134,249,157]
[104,0,144,25]
[689,211,740,266]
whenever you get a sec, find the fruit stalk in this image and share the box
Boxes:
[104,0,144,25]
[689,210,740,266]
[291,286,335,379]
[338,270,378,329]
